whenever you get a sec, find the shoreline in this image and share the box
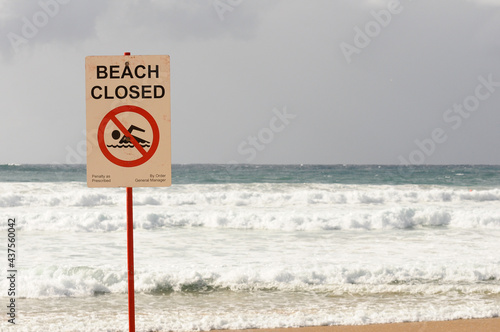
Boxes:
[213,318,500,332]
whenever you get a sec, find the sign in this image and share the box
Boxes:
[86,55,171,187]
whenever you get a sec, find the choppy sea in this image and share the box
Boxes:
[1,164,499,331]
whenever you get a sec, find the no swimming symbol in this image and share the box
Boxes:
[98,105,159,167]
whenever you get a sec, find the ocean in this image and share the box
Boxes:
[1,164,500,331]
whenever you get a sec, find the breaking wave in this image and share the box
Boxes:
[7,263,500,298]
[2,183,500,232]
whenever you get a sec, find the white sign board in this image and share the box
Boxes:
[85,54,171,187]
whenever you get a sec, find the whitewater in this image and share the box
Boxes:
[0,164,499,331]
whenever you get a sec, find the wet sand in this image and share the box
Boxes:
[214,318,500,332]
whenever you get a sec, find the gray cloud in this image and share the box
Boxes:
[1,0,104,59]
[0,0,271,61]
[1,0,500,164]
[96,0,264,41]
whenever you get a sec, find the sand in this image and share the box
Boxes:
[214,318,500,332]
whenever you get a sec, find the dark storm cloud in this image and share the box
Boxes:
[1,0,104,59]
[97,0,264,40]
[0,0,266,60]
[342,0,500,164]
[1,0,500,164]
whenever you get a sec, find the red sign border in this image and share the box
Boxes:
[98,105,160,167]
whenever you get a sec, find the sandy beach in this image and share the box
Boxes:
[216,318,500,332]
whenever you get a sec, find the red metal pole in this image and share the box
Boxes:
[125,50,135,332]
[127,186,135,332]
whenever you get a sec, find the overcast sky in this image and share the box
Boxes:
[1,0,500,165]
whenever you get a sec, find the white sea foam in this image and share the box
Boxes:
[4,260,500,299]
[3,183,500,208]
[2,262,500,331]
[2,181,500,331]
[2,183,500,232]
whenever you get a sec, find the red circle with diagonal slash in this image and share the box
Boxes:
[98,105,160,167]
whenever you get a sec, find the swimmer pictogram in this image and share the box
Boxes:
[98,105,159,167]
[107,125,151,148]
